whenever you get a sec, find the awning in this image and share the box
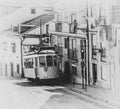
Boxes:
[49,31,86,39]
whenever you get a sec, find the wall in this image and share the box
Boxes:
[0,34,21,78]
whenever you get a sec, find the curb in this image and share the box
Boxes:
[64,86,120,109]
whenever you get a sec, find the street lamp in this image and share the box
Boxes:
[16,34,25,78]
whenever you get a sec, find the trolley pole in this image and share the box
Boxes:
[39,19,42,47]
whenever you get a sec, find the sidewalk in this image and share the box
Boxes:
[66,83,120,108]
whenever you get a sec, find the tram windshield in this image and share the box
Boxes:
[24,58,34,68]
[46,55,53,67]
[39,56,46,67]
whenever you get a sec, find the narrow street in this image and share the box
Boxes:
[0,78,118,109]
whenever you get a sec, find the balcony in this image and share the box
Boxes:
[68,49,78,61]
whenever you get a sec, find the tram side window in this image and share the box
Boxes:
[46,56,53,66]
[24,58,34,68]
[54,55,57,66]
[39,56,46,67]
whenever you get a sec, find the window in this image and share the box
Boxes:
[101,66,107,80]
[24,58,34,68]
[39,56,46,67]
[64,13,69,23]
[58,37,62,46]
[46,56,53,66]
[17,64,19,74]
[12,25,19,33]
[91,34,97,59]
[57,13,62,21]
[101,48,106,57]
[64,37,69,48]
[55,23,62,32]
[46,24,49,34]
[54,55,57,66]
[72,66,77,76]
[11,43,16,53]
[57,37,63,56]
[72,39,76,49]
[5,64,7,76]
[101,47,106,62]
[69,39,77,60]
[31,8,36,14]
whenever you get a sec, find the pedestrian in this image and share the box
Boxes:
[73,19,78,33]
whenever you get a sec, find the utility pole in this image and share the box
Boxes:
[18,25,24,78]
[81,42,85,89]
[84,40,87,91]
[86,0,90,86]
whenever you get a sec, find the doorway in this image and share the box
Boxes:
[92,63,97,84]
[5,64,7,76]
[11,63,13,77]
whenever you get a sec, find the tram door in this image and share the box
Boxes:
[92,63,97,84]
[35,57,38,78]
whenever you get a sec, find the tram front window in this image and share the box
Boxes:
[39,56,46,67]
[24,58,33,68]
[46,56,53,67]
[54,55,57,66]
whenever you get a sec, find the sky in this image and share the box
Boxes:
[0,0,118,13]
[0,0,52,6]
[0,0,116,4]
[0,0,118,8]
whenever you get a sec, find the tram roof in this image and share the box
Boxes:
[23,50,57,58]
[23,53,57,58]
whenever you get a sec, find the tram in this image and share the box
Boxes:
[23,49,59,80]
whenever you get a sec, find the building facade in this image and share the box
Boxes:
[0,32,22,78]
[44,1,120,97]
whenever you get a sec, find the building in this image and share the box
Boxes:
[44,10,88,87]
[43,1,120,98]
[88,1,120,98]
[0,32,22,77]
[0,2,55,78]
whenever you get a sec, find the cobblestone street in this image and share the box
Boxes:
[0,78,119,109]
